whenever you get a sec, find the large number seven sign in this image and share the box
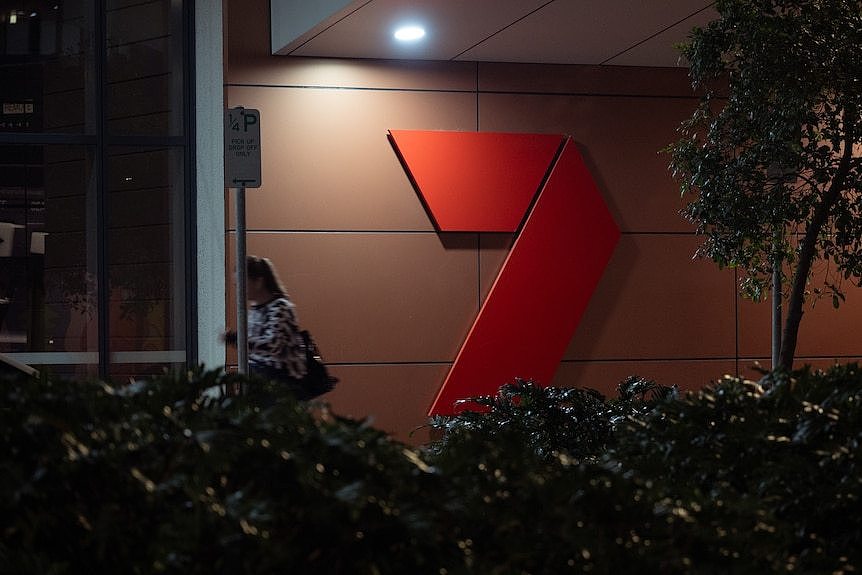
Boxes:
[388,130,620,416]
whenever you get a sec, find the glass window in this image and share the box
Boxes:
[0,144,99,378]
[0,0,96,134]
[106,0,184,136]
[107,146,185,378]
[1,0,192,382]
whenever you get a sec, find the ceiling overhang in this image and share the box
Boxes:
[271,0,717,67]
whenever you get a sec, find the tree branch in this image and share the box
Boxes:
[779,105,857,369]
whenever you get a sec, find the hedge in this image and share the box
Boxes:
[2,365,860,574]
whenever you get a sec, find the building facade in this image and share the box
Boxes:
[3,0,861,443]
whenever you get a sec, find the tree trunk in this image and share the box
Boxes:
[778,251,813,370]
[778,110,855,370]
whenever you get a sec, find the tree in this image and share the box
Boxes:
[670,0,862,370]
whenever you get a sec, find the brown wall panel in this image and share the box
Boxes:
[478,92,698,233]
[565,234,736,361]
[479,62,695,97]
[231,55,478,93]
[796,295,862,357]
[553,359,738,398]
[738,286,862,361]
[737,298,780,360]
[324,364,450,445]
[227,86,475,231]
[224,0,269,73]
[226,231,481,364]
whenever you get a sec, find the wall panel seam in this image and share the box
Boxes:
[477,90,705,100]
[225,82,720,101]
[226,83,476,94]
[224,355,861,368]
[560,358,742,363]
[224,230,696,235]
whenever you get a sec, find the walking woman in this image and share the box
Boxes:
[223,256,308,394]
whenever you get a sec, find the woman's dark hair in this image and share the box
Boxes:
[247,256,288,298]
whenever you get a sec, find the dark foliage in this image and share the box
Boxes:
[611,365,862,574]
[2,366,861,574]
[427,376,675,461]
[0,370,447,574]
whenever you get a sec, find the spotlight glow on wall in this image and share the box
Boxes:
[393,25,425,42]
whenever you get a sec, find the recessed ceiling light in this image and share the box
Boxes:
[394,25,425,42]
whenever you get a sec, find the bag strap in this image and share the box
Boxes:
[299,329,321,360]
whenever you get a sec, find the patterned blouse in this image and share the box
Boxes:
[248,297,307,379]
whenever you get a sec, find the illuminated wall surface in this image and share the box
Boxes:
[225,0,862,442]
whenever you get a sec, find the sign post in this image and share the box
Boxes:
[225,107,261,374]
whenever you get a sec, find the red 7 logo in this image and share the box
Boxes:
[389,130,620,416]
